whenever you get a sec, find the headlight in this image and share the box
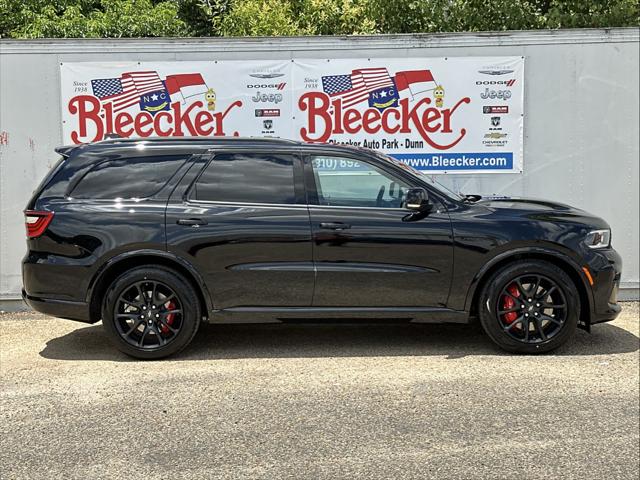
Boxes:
[585,229,611,249]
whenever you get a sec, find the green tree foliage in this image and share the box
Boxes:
[295,0,377,35]
[0,0,637,38]
[219,0,301,36]
[367,0,539,34]
[542,0,639,29]
[435,0,543,32]
[0,0,189,38]
[219,0,376,36]
[366,0,638,33]
[174,0,231,36]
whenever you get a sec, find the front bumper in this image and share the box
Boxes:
[22,289,93,323]
[586,248,623,325]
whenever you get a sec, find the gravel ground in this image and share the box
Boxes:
[1,303,638,480]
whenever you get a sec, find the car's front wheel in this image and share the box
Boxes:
[478,260,579,354]
[102,266,201,359]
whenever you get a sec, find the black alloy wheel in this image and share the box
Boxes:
[114,280,183,349]
[478,260,579,354]
[102,266,201,359]
[497,274,567,344]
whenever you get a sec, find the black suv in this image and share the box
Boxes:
[23,137,622,359]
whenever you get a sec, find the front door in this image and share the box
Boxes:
[306,154,453,308]
[166,151,313,310]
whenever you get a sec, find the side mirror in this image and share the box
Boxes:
[404,188,431,211]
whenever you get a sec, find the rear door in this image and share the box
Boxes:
[305,153,454,308]
[166,150,314,310]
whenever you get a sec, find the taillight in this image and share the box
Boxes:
[24,210,54,238]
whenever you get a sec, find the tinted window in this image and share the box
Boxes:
[193,153,297,204]
[311,156,409,208]
[71,156,186,199]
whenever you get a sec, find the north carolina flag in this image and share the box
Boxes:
[322,68,394,108]
[394,70,437,98]
[91,71,165,112]
[164,73,208,102]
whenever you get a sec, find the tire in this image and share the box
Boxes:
[478,260,579,354]
[102,266,201,359]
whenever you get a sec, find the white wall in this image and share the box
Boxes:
[1,28,638,302]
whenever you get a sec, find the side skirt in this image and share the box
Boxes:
[208,307,470,324]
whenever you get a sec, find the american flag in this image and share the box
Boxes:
[321,68,394,108]
[91,71,165,112]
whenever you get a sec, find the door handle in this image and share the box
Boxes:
[177,218,208,226]
[319,222,351,230]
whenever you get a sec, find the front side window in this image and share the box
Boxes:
[192,153,297,204]
[311,156,410,208]
[372,151,464,201]
[71,155,186,199]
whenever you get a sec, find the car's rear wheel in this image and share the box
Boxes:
[102,266,201,359]
[478,260,579,353]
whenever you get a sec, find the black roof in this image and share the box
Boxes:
[96,136,301,146]
[56,136,376,158]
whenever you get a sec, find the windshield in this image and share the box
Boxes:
[372,151,464,201]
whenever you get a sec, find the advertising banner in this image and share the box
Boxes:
[60,57,524,173]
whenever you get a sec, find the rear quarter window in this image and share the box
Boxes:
[70,155,187,200]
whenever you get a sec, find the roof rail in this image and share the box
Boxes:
[92,135,302,145]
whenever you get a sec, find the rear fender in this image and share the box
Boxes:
[86,249,214,320]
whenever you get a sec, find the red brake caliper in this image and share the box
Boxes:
[160,300,176,334]
[502,283,520,325]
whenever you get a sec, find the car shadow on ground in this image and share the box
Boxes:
[39,320,639,362]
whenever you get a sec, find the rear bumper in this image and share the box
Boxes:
[22,289,94,323]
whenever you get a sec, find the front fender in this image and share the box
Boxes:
[460,245,594,316]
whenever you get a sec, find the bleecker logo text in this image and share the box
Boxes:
[298,92,470,150]
[67,96,243,143]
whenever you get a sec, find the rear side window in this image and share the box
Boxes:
[192,153,297,204]
[70,156,186,200]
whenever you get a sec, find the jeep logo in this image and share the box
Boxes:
[252,92,283,104]
[480,88,512,100]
